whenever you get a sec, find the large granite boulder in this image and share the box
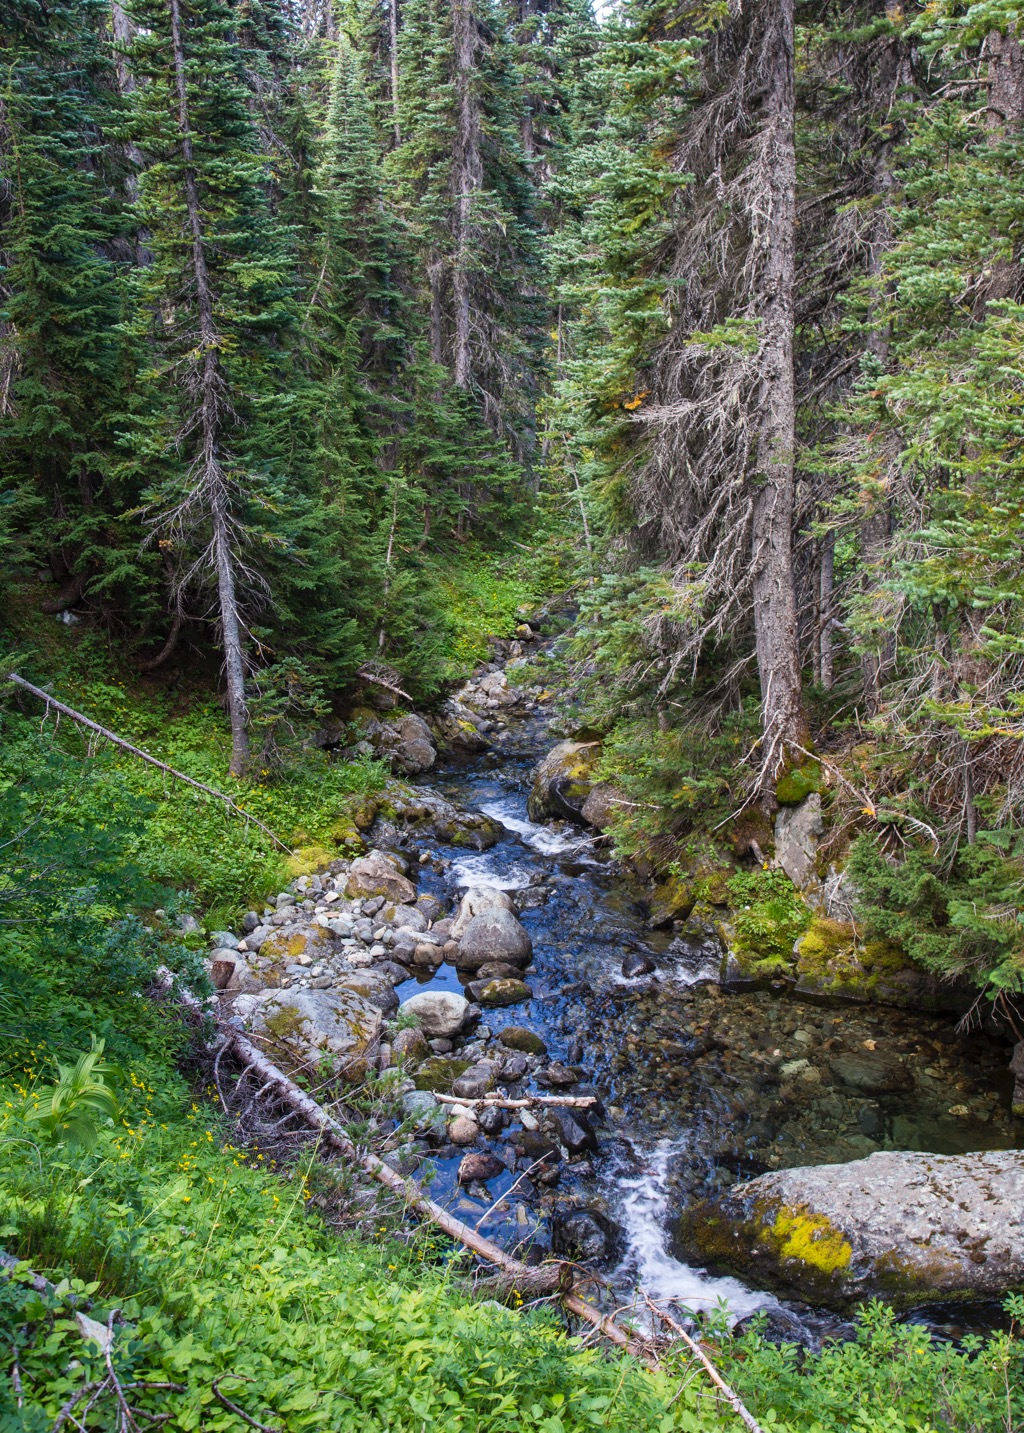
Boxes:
[398,990,470,1038]
[389,714,436,775]
[454,908,533,971]
[527,740,601,823]
[451,885,517,939]
[685,1149,1024,1306]
[235,988,381,1072]
[345,850,416,904]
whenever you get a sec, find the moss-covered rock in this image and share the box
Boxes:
[682,1150,1024,1307]
[776,760,824,806]
[413,1057,471,1093]
[284,844,334,879]
[647,874,695,928]
[527,740,601,823]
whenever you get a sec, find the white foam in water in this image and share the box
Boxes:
[450,852,534,890]
[477,797,596,858]
[615,1139,772,1323]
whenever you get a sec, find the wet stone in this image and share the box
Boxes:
[458,1151,507,1184]
[498,1026,547,1056]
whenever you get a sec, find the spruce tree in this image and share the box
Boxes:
[124,0,302,774]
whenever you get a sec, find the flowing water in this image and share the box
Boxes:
[393,689,1023,1336]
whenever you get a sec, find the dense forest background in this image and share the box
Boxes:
[4,0,1024,1005]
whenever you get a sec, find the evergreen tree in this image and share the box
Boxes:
[124,0,304,773]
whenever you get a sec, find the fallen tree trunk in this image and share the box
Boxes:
[434,1093,598,1110]
[223,1030,564,1299]
[5,674,290,852]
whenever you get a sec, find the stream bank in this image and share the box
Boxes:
[214,632,1024,1344]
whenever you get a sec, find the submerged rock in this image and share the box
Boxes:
[498,1026,547,1056]
[467,977,532,1007]
[828,1049,911,1094]
[685,1149,1024,1305]
[458,1150,507,1184]
[551,1206,620,1261]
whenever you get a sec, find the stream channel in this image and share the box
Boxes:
[384,672,1023,1344]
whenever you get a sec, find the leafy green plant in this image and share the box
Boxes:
[24,1036,120,1151]
[726,869,811,972]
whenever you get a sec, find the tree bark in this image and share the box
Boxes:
[818,536,834,691]
[751,0,803,778]
[389,0,401,147]
[451,0,482,390]
[168,0,249,776]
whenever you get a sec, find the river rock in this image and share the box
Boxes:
[546,1108,596,1154]
[398,990,469,1038]
[829,1049,911,1094]
[475,960,525,980]
[209,930,240,950]
[413,1057,470,1093]
[335,970,398,1015]
[686,1149,1024,1305]
[467,978,532,1007]
[346,850,416,904]
[451,886,517,939]
[458,1150,506,1184]
[774,794,824,890]
[391,1027,431,1064]
[451,1063,496,1099]
[390,905,428,933]
[449,1114,479,1145]
[499,1026,547,1056]
[580,783,628,831]
[621,951,655,979]
[455,908,533,971]
[551,1207,619,1261]
[401,1089,444,1131]
[527,740,601,823]
[236,987,381,1071]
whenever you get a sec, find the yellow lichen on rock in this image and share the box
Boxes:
[771,1204,852,1276]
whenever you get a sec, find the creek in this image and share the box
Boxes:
[390,678,1023,1342]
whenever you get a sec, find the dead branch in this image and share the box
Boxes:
[434,1093,598,1110]
[356,664,412,702]
[222,1030,656,1361]
[642,1296,766,1433]
[5,673,290,853]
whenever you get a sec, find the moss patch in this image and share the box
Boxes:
[776,761,823,806]
[771,1205,852,1277]
[795,916,910,999]
[285,843,333,878]
[414,1058,471,1093]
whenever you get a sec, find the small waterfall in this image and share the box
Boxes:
[614,1139,771,1323]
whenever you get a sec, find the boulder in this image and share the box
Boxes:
[390,905,428,934]
[258,926,334,965]
[545,1108,596,1154]
[551,1207,619,1261]
[346,850,416,904]
[829,1049,911,1094]
[450,886,517,939]
[527,740,601,823]
[466,978,532,1007]
[622,951,655,979]
[774,793,824,890]
[398,990,469,1038]
[400,1089,445,1132]
[455,908,532,971]
[236,987,381,1071]
[580,783,628,831]
[413,1057,471,1093]
[499,1026,547,1056]
[391,713,436,775]
[335,971,399,1016]
[391,1027,431,1064]
[451,1063,496,1099]
[685,1149,1024,1305]
[458,1151,507,1184]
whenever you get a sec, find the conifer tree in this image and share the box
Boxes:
[125,0,302,773]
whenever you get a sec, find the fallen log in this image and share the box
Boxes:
[221,1029,654,1362]
[5,674,290,852]
[434,1093,598,1110]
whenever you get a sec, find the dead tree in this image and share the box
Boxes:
[632,0,805,782]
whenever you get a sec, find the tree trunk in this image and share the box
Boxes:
[451,0,482,390]
[111,2,135,94]
[751,0,803,779]
[389,0,401,147]
[169,0,249,776]
[819,536,834,691]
